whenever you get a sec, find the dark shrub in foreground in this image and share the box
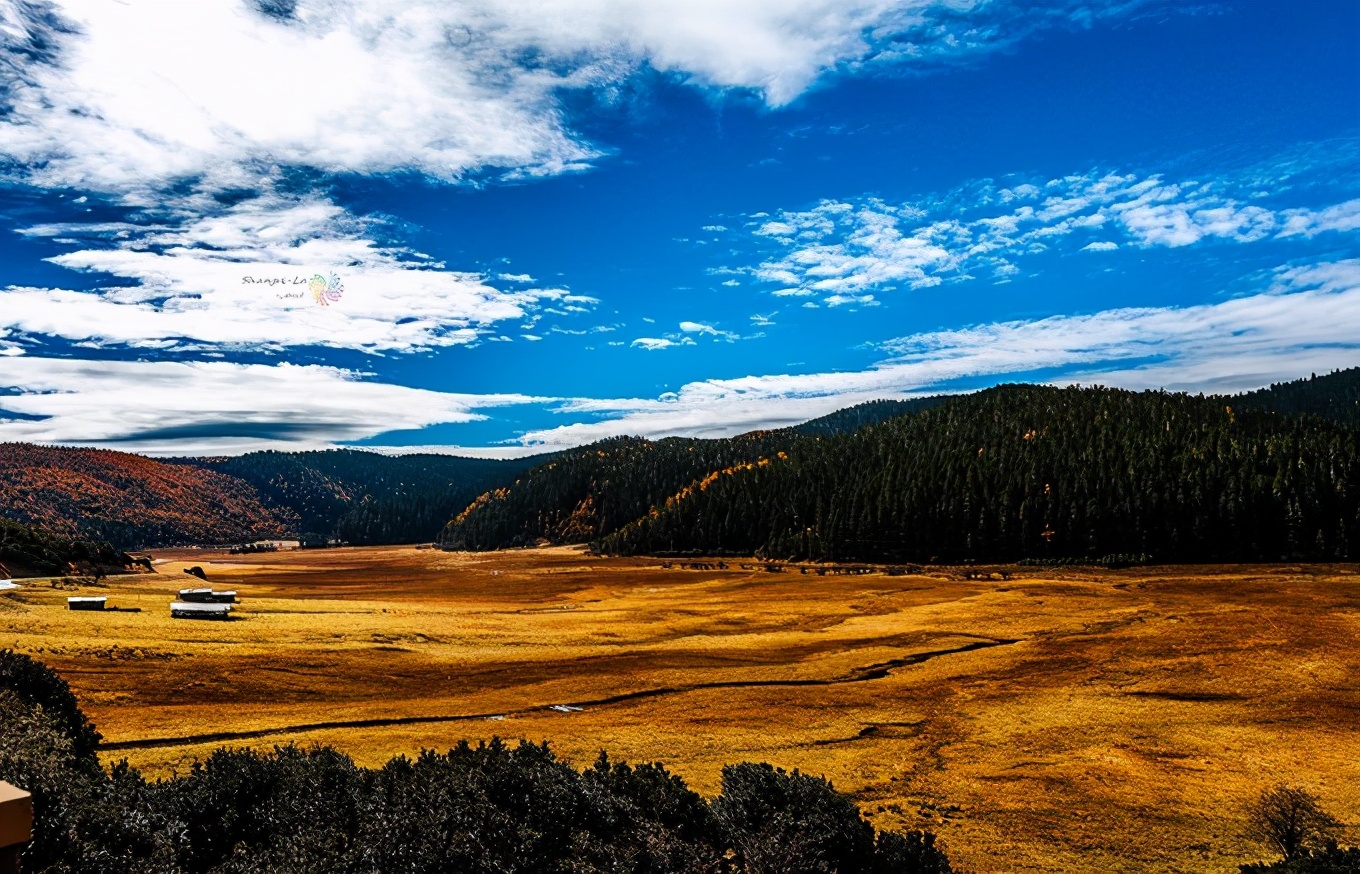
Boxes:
[1240,843,1360,873]
[0,651,954,873]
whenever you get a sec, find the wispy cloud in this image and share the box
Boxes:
[631,336,695,351]
[2,194,589,353]
[515,260,1360,449]
[679,320,739,340]
[740,150,1360,305]
[0,356,546,455]
[6,260,1355,454]
[632,319,746,350]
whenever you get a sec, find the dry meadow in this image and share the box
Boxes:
[2,545,1357,872]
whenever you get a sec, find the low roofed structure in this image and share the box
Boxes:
[170,600,232,620]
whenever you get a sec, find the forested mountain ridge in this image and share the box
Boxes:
[181,449,547,545]
[443,369,1360,561]
[0,443,292,548]
[599,384,1360,563]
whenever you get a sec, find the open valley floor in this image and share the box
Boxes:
[3,546,1357,873]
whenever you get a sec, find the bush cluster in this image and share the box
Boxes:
[0,650,952,874]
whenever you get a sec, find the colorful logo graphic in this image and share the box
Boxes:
[309,273,344,306]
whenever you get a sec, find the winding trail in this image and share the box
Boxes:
[100,637,1019,752]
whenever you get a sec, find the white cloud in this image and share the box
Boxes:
[9,261,1353,455]
[359,444,551,460]
[633,320,745,349]
[0,0,1145,196]
[0,194,598,353]
[1278,198,1360,238]
[631,336,695,351]
[0,356,545,455]
[0,0,593,193]
[0,1,1143,357]
[513,260,1360,449]
[744,158,1360,305]
[0,198,560,353]
[679,320,738,340]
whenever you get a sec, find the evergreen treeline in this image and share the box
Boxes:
[182,450,547,545]
[0,518,127,576]
[439,434,795,550]
[1237,368,1360,426]
[599,385,1360,563]
[0,650,952,874]
[793,398,948,437]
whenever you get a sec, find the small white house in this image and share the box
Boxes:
[170,600,232,620]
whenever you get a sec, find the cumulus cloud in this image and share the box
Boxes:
[0,356,546,455]
[0,0,592,193]
[513,260,1360,449]
[0,0,1149,195]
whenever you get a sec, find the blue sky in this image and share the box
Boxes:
[0,0,1357,455]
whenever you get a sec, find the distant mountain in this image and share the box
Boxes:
[1236,367,1360,425]
[0,443,291,548]
[181,449,549,545]
[6,367,1358,556]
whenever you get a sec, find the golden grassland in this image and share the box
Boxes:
[2,545,1357,873]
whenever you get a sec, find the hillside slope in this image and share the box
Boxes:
[438,433,794,550]
[445,368,1360,560]
[793,397,949,436]
[0,517,124,577]
[600,384,1360,563]
[185,450,548,544]
[0,444,292,548]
